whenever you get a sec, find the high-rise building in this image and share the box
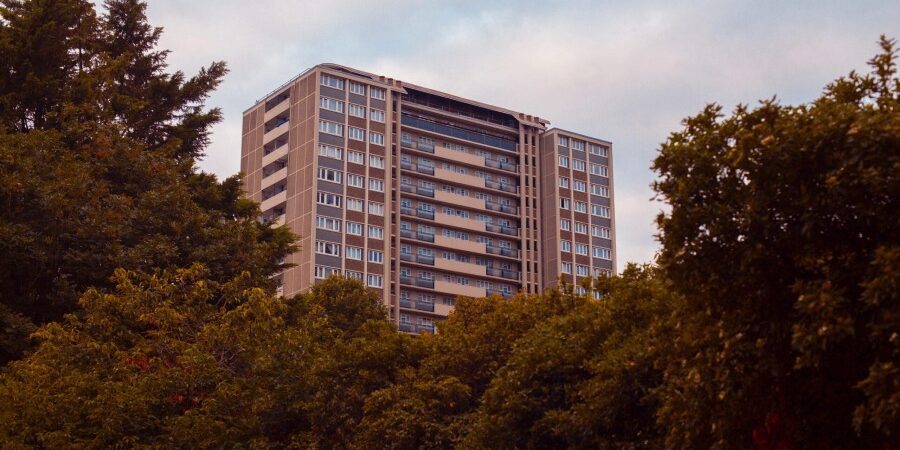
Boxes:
[241,64,615,333]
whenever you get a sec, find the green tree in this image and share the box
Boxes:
[461,265,673,449]
[0,0,295,364]
[0,273,419,448]
[652,36,899,449]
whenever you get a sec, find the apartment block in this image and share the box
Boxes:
[241,63,616,333]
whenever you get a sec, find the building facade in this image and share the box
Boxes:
[241,64,615,333]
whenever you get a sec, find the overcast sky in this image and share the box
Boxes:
[143,0,898,271]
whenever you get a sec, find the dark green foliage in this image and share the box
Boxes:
[0,0,295,363]
[653,35,899,449]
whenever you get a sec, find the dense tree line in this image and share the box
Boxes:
[1,0,897,448]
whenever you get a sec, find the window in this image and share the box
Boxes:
[571,140,585,151]
[347,174,364,188]
[346,221,363,235]
[593,247,612,260]
[592,205,611,218]
[315,265,339,279]
[558,136,568,146]
[370,87,385,100]
[320,74,343,89]
[320,96,343,113]
[575,222,588,234]
[316,240,341,257]
[368,225,384,239]
[561,240,572,252]
[348,104,366,118]
[368,250,384,263]
[370,109,385,122]
[317,191,341,207]
[346,246,363,260]
[317,167,342,184]
[574,201,588,213]
[349,126,365,141]
[318,144,342,160]
[367,274,383,288]
[368,178,384,192]
[589,143,609,156]
[346,197,364,212]
[345,270,363,281]
[591,184,609,197]
[592,225,611,238]
[319,120,343,136]
[369,155,384,168]
[575,243,588,255]
[370,132,384,145]
[572,159,586,172]
[316,216,341,232]
[368,202,384,216]
[348,151,365,165]
[349,81,366,95]
[558,156,569,168]
[559,177,570,188]
[573,180,586,192]
[576,265,589,276]
[560,218,571,231]
[561,262,572,274]
[591,164,609,177]
[560,198,570,209]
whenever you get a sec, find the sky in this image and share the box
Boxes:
[143,0,898,271]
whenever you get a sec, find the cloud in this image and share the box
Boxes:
[144,0,900,270]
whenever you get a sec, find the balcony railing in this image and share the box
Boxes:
[484,201,518,215]
[485,223,520,237]
[400,160,414,170]
[400,252,414,262]
[415,301,435,312]
[399,322,415,333]
[415,278,435,289]
[417,232,435,243]
[486,246,520,258]
[416,164,435,175]
[484,179,518,194]
[400,275,413,286]
[487,267,521,280]
[399,298,413,308]
[416,209,435,220]
[486,289,514,299]
[416,323,435,334]
[400,184,413,193]
[416,186,435,197]
[416,254,435,265]
[400,229,414,239]
[484,158,518,173]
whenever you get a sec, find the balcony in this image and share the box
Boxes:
[261,166,288,190]
[416,164,435,176]
[399,229,414,239]
[434,280,486,298]
[484,158,518,173]
[401,113,518,152]
[417,232,435,243]
[399,252,414,262]
[484,179,518,194]
[416,186,435,197]
[399,298,414,309]
[486,246,520,259]
[415,278,435,289]
[400,184,413,194]
[416,208,435,220]
[486,267,521,281]
[435,212,486,233]
[260,190,287,213]
[416,254,435,265]
[399,275,413,286]
[273,214,286,227]
[484,201,519,215]
[433,234,486,254]
[486,289,514,299]
[435,257,487,277]
[485,223,520,237]
[263,119,289,144]
[262,143,288,168]
[415,301,435,312]
[399,322,415,333]
[400,160,414,171]
[264,98,290,122]
[416,323,435,334]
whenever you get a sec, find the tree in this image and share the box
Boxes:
[652,36,899,449]
[461,265,673,449]
[0,272,419,448]
[0,0,295,364]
